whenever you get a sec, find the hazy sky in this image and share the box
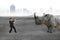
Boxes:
[0,0,60,11]
[0,0,60,16]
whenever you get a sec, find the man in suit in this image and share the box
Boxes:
[9,17,17,33]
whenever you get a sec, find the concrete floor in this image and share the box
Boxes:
[0,17,60,40]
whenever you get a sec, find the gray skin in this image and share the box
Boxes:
[42,14,59,33]
[34,14,55,33]
[42,14,54,33]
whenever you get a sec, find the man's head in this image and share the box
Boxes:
[9,17,12,19]
[9,17,15,21]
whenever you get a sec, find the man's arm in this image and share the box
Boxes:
[13,19,16,23]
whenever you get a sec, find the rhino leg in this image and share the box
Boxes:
[47,25,53,33]
[49,26,53,33]
[47,26,50,32]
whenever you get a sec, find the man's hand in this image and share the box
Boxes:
[13,19,16,23]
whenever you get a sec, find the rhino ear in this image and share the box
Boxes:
[44,14,48,17]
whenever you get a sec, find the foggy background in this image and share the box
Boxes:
[0,0,60,17]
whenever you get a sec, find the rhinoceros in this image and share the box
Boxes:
[34,13,60,33]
